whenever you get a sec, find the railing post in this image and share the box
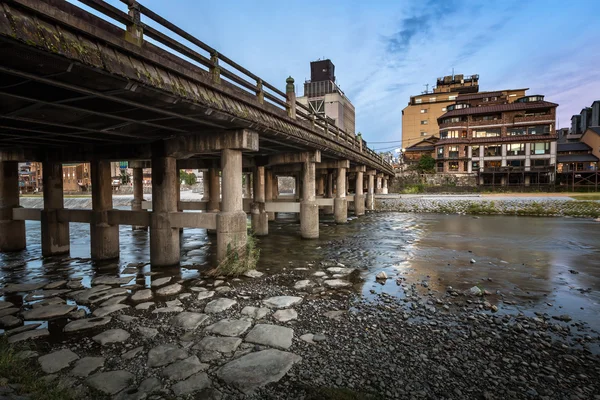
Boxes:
[210,52,221,84]
[286,76,296,119]
[336,126,340,138]
[357,133,363,152]
[311,114,315,130]
[125,0,143,46]
[256,79,264,104]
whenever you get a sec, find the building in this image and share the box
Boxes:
[17,162,42,193]
[403,136,439,165]
[581,127,600,163]
[62,163,91,192]
[556,142,598,173]
[401,74,480,150]
[435,92,558,186]
[297,59,356,135]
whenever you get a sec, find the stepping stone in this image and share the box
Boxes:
[243,270,264,278]
[67,280,84,289]
[135,302,154,310]
[151,306,183,314]
[122,346,144,360]
[76,287,128,304]
[215,286,233,294]
[293,280,313,291]
[206,319,252,337]
[326,267,354,275]
[100,295,128,307]
[196,291,215,301]
[8,329,50,343]
[115,376,162,400]
[137,326,158,339]
[0,301,14,310]
[92,304,130,317]
[0,308,19,318]
[324,310,346,320]
[86,370,134,395]
[71,357,105,377]
[147,344,188,368]
[166,299,182,307]
[156,283,182,296]
[64,317,111,333]
[93,328,130,345]
[300,333,315,344]
[5,323,41,336]
[191,287,208,292]
[262,296,302,309]
[23,289,71,301]
[217,349,301,394]
[171,372,211,396]
[204,298,237,314]
[119,315,138,323]
[313,271,327,277]
[245,324,294,349]
[0,315,21,329]
[171,312,209,330]
[91,276,134,286]
[38,349,79,373]
[16,350,39,360]
[179,293,192,300]
[213,280,224,287]
[151,277,171,287]
[160,355,207,381]
[131,289,153,302]
[323,279,352,288]
[32,297,65,308]
[195,336,242,354]
[241,306,270,319]
[3,282,46,293]
[273,309,298,322]
[44,281,67,289]
[72,286,111,302]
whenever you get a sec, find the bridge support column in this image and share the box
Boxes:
[131,167,147,230]
[375,175,383,194]
[150,155,180,267]
[243,173,252,199]
[323,171,334,215]
[334,166,348,224]
[217,149,247,261]
[207,167,220,212]
[91,160,119,260]
[251,166,268,236]
[202,171,210,201]
[382,176,389,194]
[265,169,275,221]
[0,161,25,251]
[41,162,69,257]
[354,169,365,216]
[317,174,325,197]
[300,158,319,239]
[367,172,375,211]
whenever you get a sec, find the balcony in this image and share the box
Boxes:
[512,114,554,124]
[439,120,468,129]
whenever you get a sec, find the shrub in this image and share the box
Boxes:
[209,233,260,276]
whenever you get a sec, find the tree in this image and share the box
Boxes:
[120,169,130,184]
[416,154,436,173]
[179,170,197,186]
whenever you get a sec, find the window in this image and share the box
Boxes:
[420,132,428,137]
[420,109,428,114]
[507,143,525,156]
[530,142,550,155]
[484,160,501,169]
[448,95,457,100]
[484,145,502,157]
[440,130,465,139]
[471,145,480,157]
[308,99,325,115]
[420,120,428,125]
[508,127,527,136]
[527,125,550,135]
[448,146,459,158]
[437,162,444,173]
[429,97,436,102]
[437,147,444,159]
[473,114,500,121]
[441,117,465,124]
[472,161,480,171]
[415,98,422,104]
[508,159,524,167]
[483,97,490,102]
[449,162,459,171]
[463,161,468,171]
[473,129,501,138]
[491,96,498,101]
[442,107,447,112]
[532,159,550,167]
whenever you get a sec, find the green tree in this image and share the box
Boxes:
[179,170,197,186]
[416,154,436,173]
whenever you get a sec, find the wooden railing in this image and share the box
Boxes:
[71,0,391,172]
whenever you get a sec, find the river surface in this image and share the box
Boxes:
[1,211,599,332]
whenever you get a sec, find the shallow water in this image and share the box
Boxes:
[1,211,599,332]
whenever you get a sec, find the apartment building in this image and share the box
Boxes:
[435,92,558,185]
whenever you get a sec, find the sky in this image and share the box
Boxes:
[76,0,600,149]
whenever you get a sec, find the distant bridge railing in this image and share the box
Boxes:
[70,0,390,171]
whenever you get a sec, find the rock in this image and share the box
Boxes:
[135,302,154,310]
[262,296,302,309]
[553,314,572,322]
[32,297,66,308]
[5,323,41,336]
[197,291,215,301]
[86,370,134,395]
[0,315,21,329]
[75,287,127,304]
[44,281,67,290]
[241,306,270,319]
[313,333,327,342]
[171,312,209,330]
[151,277,172,287]
[204,298,237,313]
[0,308,19,318]
[91,276,134,286]
[217,349,301,394]
[326,267,354,275]
[171,372,211,396]
[165,299,182,307]
[8,328,50,343]
[244,324,294,350]
[92,304,129,317]
[470,258,476,264]
[71,357,105,377]
[273,309,298,322]
[376,271,388,280]
[67,280,84,290]
[151,306,184,313]
[38,349,79,373]
[118,315,138,323]
[16,350,39,360]
[323,279,352,288]
[137,326,158,339]
[466,286,483,297]
[0,301,14,310]
[131,289,153,302]
[156,283,182,296]
[100,295,128,307]
[68,309,86,319]
[206,319,252,337]
[213,280,224,287]
[323,310,345,320]
[122,346,144,360]
[2,282,46,293]
[215,286,233,294]
[92,329,130,345]
[243,270,264,278]
[147,344,188,367]
[293,280,313,291]
[179,293,192,300]
[300,333,315,344]
[195,336,242,353]
[161,355,207,381]
[312,271,327,277]
[64,317,112,333]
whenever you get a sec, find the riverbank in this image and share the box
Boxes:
[376,196,600,218]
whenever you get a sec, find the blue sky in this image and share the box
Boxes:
[76,0,600,147]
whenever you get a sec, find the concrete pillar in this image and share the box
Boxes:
[295,174,301,201]
[150,156,180,267]
[317,175,325,196]
[265,169,275,221]
[354,171,365,216]
[243,173,251,199]
[323,171,334,214]
[367,174,375,211]
[251,166,268,236]
[201,171,210,201]
[91,160,119,260]
[375,176,382,194]
[41,161,70,256]
[501,176,507,187]
[0,161,25,251]
[382,177,389,194]
[334,167,348,224]
[217,149,247,261]
[525,176,531,187]
[132,167,147,230]
[300,159,319,238]
[176,168,183,233]
[207,168,220,212]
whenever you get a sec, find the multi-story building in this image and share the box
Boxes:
[403,136,439,165]
[297,60,356,135]
[401,74,480,150]
[435,92,558,185]
[62,163,91,192]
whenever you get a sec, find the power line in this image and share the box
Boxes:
[367,140,403,144]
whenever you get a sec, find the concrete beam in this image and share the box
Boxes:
[272,164,302,174]
[349,165,366,173]
[317,160,350,169]
[169,212,217,229]
[265,202,301,213]
[165,129,259,158]
[13,208,41,221]
[366,170,377,176]
[267,150,321,166]
[129,160,151,168]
